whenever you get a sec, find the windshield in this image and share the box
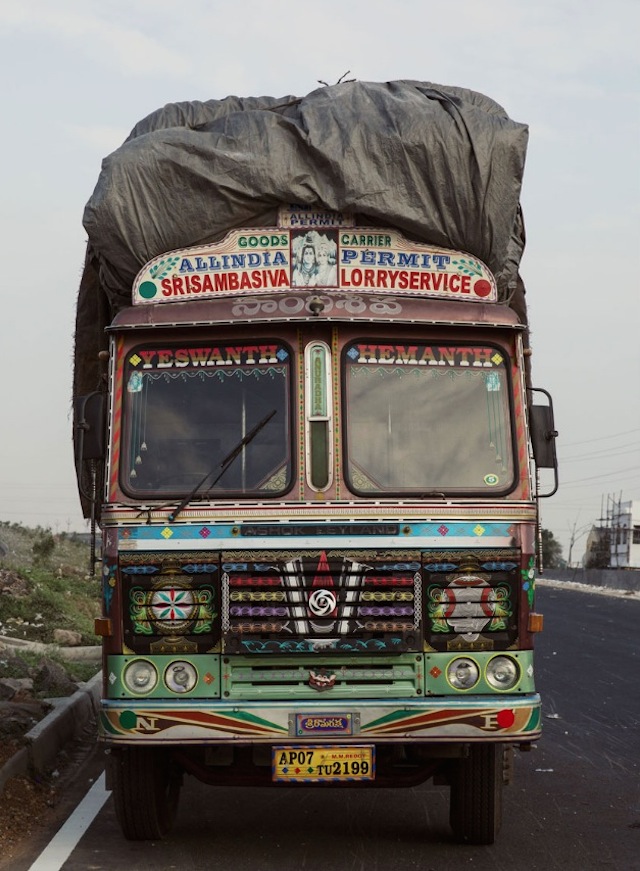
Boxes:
[343,341,516,494]
[121,341,292,497]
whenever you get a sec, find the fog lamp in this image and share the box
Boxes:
[123,659,158,695]
[446,657,480,690]
[486,655,519,691]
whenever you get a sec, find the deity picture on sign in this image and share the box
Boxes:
[291,229,338,287]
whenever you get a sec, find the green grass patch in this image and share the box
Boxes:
[0,522,100,645]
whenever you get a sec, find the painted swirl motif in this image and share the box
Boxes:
[308,588,338,617]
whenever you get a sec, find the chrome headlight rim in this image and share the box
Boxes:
[485,654,520,691]
[164,660,199,694]
[446,656,480,691]
[122,658,159,696]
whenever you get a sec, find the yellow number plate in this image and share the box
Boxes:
[272,745,375,782]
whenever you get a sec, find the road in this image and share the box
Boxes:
[10,583,640,870]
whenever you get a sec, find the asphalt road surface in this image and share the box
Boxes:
[11,582,640,870]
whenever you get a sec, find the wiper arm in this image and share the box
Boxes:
[168,409,277,522]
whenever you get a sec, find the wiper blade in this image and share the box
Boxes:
[168,409,277,522]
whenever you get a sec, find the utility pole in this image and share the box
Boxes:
[567,519,592,568]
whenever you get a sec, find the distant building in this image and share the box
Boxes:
[610,500,640,569]
[583,526,610,569]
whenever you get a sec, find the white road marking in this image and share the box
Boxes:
[28,772,110,871]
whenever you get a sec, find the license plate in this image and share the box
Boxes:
[272,745,375,782]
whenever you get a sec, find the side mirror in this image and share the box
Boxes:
[528,388,558,497]
[74,391,106,462]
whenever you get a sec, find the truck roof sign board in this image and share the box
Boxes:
[133,210,497,306]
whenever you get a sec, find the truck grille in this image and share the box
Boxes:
[221,654,423,699]
[222,550,422,655]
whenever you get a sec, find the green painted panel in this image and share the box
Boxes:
[107,654,220,699]
[221,653,423,700]
[424,649,535,696]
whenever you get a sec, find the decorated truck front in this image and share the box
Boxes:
[76,208,557,845]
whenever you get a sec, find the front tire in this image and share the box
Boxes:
[111,747,182,840]
[449,744,504,845]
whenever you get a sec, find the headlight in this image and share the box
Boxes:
[165,661,198,694]
[486,655,519,691]
[446,657,480,690]
[123,659,158,695]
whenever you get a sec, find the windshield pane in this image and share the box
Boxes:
[344,342,515,494]
[121,342,291,497]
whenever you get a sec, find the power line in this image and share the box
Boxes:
[561,445,639,463]
[561,469,640,489]
[560,427,640,448]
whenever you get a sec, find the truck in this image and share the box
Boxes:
[74,80,558,845]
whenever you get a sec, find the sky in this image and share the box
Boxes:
[0,0,638,563]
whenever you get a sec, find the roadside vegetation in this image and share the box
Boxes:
[0,522,101,685]
[0,524,103,859]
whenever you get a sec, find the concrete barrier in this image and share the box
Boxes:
[0,672,101,794]
[540,567,640,593]
[25,672,101,774]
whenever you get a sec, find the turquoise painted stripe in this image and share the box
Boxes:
[118,521,515,542]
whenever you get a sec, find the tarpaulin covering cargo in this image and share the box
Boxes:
[75,79,529,397]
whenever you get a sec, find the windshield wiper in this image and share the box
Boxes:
[168,409,277,522]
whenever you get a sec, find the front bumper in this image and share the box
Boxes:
[100,693,541,745]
